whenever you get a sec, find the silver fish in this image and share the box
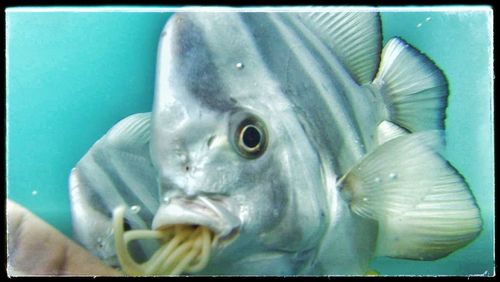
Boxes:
[69,8,482,275]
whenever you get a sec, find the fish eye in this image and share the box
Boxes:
[232,113,268,159]
[241,125,261,149]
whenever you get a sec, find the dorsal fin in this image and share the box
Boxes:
[371,37,448,132]
[106,112,151,149]
[70,112,160,263]
[295,8,382,85]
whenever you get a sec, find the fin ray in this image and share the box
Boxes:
[296,8,382,84]
[339,132,482,260]
[70,112,160,262]
[372,37,448,132]
[375,120,409,145]
[106,112,151,148]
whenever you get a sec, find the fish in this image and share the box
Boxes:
[69,7,482,275]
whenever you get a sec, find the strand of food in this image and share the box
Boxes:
[112,205,214,275]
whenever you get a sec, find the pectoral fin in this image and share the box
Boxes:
[339,132,481,260]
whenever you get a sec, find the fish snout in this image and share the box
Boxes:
[152,195,241,244]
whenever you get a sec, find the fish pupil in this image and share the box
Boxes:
[242,125,261,149]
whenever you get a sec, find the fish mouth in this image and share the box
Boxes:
[152,196,241,246]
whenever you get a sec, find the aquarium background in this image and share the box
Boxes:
[5,7,494,276]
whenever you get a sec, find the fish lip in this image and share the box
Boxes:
[152,196,241,242]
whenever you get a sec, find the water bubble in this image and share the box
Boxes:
[96,237,104,249]
[236,62,244,70]
[163,196,171,204]
[389,173,398,180]
[32,190,38,196]
[426,17,431,22]
[374,177,381,183]
[416,23,423,28]
[178,154,187,162]
[130,205,141,213]
[362,197,368,202]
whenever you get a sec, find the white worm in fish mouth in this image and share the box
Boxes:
[112,205,214,276]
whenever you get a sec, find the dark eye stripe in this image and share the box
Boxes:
[171,14,236,111]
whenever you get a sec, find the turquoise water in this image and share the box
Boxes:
[6,7,494,276]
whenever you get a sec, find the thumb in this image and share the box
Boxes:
[7,199,122,276]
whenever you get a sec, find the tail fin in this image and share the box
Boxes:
[372,37,448,132]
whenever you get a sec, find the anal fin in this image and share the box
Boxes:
[338,132,482,260]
